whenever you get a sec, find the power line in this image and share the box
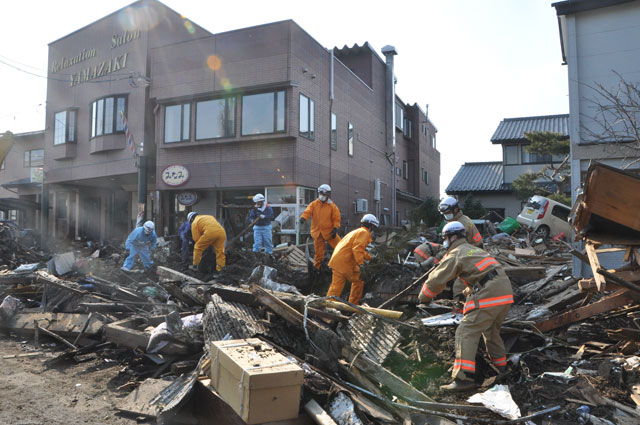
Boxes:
[0,57,138,84]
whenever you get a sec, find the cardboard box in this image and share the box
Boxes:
[210,338,304,424]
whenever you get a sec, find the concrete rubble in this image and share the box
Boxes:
[1,170,640,424]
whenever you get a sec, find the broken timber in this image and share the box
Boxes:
[0,312,105,338]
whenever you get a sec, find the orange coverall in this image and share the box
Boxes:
[191,215,226,271]
[326,226,372,305]
[300,199,341,269]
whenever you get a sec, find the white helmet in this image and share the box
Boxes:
[317,184,331,195]
[253,193,265,203]
[441,221,466,238]
[143,221,155,234]
[187,212,198,222]
[439,196,459,214]
[361,214,379,228]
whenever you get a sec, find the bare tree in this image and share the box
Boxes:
[582,71,640,168]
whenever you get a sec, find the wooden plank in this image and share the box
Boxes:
[539,287,585,312]
[502,266,546,280]
[535,289,634,332]
[342,346,437,404]
[0,312,104,338]
[518,265,567,295]
[578,279,622,292]
[304,399,338,425]
[624,246,633,262]
[585,242,606,291]
[104,316,190,356]
[635,248,640,266]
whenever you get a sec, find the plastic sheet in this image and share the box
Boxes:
[468,384,521,419]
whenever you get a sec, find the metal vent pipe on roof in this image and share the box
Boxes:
[382,45,397,226]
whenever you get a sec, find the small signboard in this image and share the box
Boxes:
[177,191,199,206]
[30,167,44,183]
[161,164,189,187]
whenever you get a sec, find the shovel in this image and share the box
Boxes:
[228,217,260,247]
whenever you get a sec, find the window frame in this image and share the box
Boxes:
[330,112,337,151]
[348,122,354,157]
[504,145,520,165]
[395,102,404,130]
[403,160,408,179]
[24,149,44,167]
[90,95,127,140]
[53,109,78,145]
[241,90,286,136]
[195,96,237,141]
[521,145,553,164]
[422,168,429,184]
[164,102,192,144]
[403,118,412,139]
[299,93,315,140]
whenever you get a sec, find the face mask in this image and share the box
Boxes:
[443,239,450,249]
[444,213,454,221]
[319,195,328,202]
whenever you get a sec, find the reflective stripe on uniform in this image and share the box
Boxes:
[414,248,430,261]
[475,257,498,271]
[421,284,436,299]
[463,294,514,314]
[491,356,507,367]
[473,232,482,243]
[454,359,476,372]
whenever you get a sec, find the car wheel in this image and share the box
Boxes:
[536,225,550,239]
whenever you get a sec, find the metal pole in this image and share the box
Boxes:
[137,155,147,227]
[40,182,48,250]
[382,45,398,226]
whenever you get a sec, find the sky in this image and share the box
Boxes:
[0,0,568,196]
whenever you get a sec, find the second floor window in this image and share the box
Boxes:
[54,109,77,145]
[423,169,429,184]
[395,102,404,130]
[299,94,315,140]
[165,103,191,143]
[91,95,126,139]
[242,91,285,136]
[196,97,235,140]
[24,149,44,167]
[403,118,412,139]
[522,149,552,164]
[330,113,337,151]
[403,160,408,179]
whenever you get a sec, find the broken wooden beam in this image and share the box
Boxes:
[0,312,105,338]
[535,289,637,332]
[597,268,640,294]
[323,299,402,320]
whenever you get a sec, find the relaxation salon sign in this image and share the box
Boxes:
[49,29,141,87]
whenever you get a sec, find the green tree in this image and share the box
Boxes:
[512,131,571,204]
[408,197,441,227]
[461,194,485,219]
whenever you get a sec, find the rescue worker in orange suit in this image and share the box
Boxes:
[188,211,226,272]
[326,214,378,305]
[418,221,513,392]
[299,184,341,270]
[439,196,483,298]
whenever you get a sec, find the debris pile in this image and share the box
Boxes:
[2,165,640,425]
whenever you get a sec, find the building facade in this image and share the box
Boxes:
[6,0,440,243]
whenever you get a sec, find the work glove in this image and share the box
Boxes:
[331,227,338,239]
[259,214,266,219]
[299,217,306,224]
[462,286,473,297]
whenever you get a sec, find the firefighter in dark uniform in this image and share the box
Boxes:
[418,221,513,392]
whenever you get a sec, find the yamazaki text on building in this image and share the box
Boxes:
[49,29,141,86]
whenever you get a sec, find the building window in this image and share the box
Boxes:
[522,148,552,164]
[330,113,337,151]
[242,91,285,136]
[430,134,436,148]
[196,97,235,140]
[299,94,314,140]
[348,122,354,157]
[54,109,77,145]
[90,95,126,139]
[24,149,44,167]
[165,103,191,143]
[395,102,403,130]
[403,118,412,139]
[423,168,429,184]
[396,166,401,176]
[403,160,408,179]
[504,145,519,165]
[1,160,5,170]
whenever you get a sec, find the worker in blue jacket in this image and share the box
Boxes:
[249,194,274,254]
[178,220,192,263]
[122,221,157,271]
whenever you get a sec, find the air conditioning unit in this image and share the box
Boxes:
[355,198,369,213]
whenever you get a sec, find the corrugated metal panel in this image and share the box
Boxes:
[446,162,505,193]
[491,114,569,143]
[341,314,401,364]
